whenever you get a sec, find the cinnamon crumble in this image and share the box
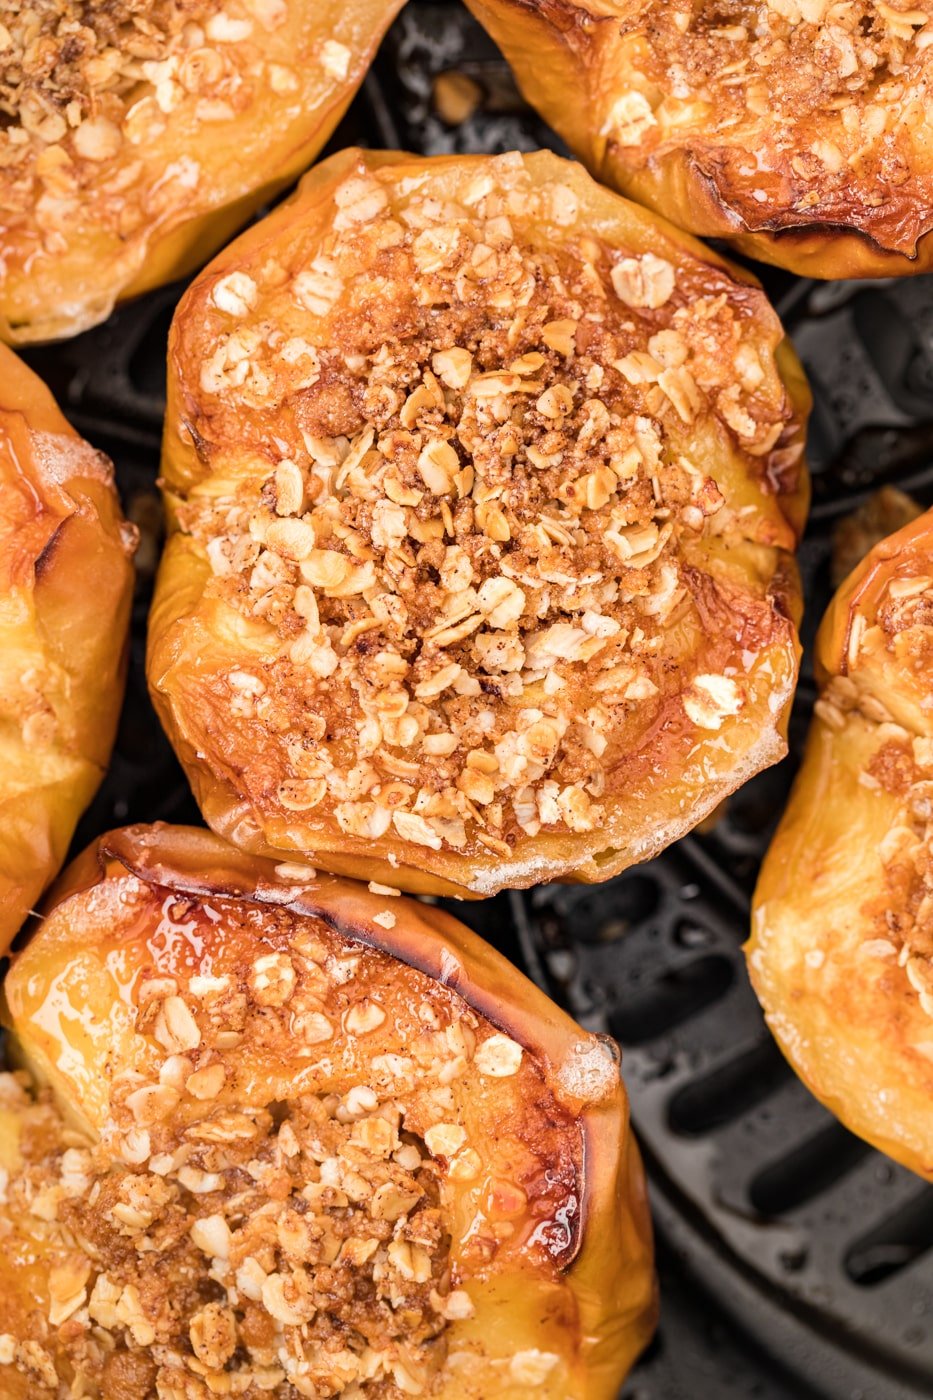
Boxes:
[158,150,806,884]
[0,876,581,1397]
[599,0,933,250]
[0,0,358,236]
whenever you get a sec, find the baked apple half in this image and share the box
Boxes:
[750,509,933,1179]
[463,0,933,278]
[0,0,405,342]
[0,345,135,953]
[0,823,657,1396]
[148,146,810,897]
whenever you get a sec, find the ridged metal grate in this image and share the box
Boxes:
[14,5,933,1396]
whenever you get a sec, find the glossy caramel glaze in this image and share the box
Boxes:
[0,823,657,1398]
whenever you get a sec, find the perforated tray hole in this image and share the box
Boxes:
[818,338,881,430]
[845,1190,933,1288]
[673,918,718,951]
[748,1123,871,1216]
[608,954,735,1045]
[569,875,662,945]
[905,349,933,403]
[667,1039,794,1137]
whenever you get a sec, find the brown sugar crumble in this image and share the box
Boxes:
[172,153,803,872]
[0,881,581,1396]
[606,0,933,248]
[0,0,355,235]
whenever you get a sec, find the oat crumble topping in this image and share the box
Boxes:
[603,0,933,247]
[167,152,803,868]
[0,879,581,1397]
[0,0,356,237]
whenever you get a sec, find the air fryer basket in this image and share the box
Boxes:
[17,4,933,1397]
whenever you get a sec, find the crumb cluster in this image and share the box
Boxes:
[607,0,933,244]
[173,153,802,865]
[0,0,354,234]
[0,880,580,1397]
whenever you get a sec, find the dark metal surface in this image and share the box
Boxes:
[15,4,933,1397]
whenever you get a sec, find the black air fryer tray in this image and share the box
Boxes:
[18,4,933,1397]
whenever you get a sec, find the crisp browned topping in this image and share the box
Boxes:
[603,0,933,246]
[1,0,209,125]
[0,879,581,1397]
[857,729,933,1019]
[2,0,215,183]
[876,568,933,644]
[173,153,801,874]
[0,0,355,225]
